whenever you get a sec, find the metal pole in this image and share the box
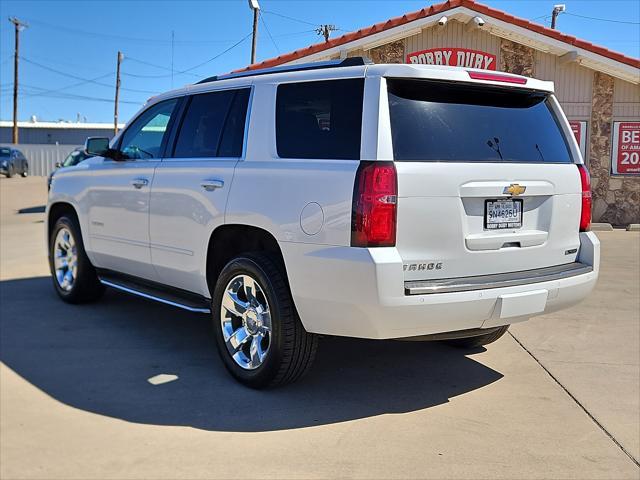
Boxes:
[251,9,259,64]
[114,51,123,135]
[9,18,27,144]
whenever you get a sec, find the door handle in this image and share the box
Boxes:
[201,179,224,191]
[130,178,149,189]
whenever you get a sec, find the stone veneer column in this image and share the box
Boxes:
[589,72,615,222]
[368,40,405,64]
[499,39,535,77]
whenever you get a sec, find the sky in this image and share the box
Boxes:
[0,0,638,124]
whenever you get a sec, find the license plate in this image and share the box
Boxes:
[484,199,523,230]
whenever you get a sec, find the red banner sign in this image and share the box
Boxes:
[569,120,587,158]
[406,48,497,70]
[612,121,640,175]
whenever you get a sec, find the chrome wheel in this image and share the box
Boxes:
[220,274,272,370]
[53,227,77,292]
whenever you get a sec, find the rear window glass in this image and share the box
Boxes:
[276,79,364,160]
[387,79,573,163]
[0,148,10,157]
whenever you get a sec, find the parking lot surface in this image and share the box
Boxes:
[1,177,639,479]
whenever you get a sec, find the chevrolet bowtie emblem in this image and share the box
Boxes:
[504,184,526,196]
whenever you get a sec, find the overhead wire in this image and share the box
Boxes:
[21,57,158,94]
[564,12,640,25]
[260,12,281,54]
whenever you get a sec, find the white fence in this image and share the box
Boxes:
[3,144,77,177]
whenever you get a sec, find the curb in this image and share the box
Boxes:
[590,223,614,231]
[627,224,640,232]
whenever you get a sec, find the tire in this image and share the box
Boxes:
[6,165,14,178]
[21,164,28,177]
[212,252,318,389]
[49,214,105,303]
[445,325,510,349]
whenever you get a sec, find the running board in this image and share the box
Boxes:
[98,271,211,314]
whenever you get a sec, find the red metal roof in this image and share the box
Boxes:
[238,0,640,72]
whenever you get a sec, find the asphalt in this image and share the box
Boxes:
[1,176,639,479]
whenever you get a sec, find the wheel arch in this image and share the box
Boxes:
[47,201,80,241]
[205,224,289,296]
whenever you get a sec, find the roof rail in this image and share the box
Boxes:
[196,56,372,85]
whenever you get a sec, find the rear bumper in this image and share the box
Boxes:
[282,232,599,339]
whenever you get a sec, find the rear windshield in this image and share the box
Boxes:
[387,79,573,163]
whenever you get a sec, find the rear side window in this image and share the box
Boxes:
[276,79,364,160]
[174,88,250,158]
[387,79,573,163]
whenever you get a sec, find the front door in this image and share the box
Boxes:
[150,88,251,296]
[87,98,179,280]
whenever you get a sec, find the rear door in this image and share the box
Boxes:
[149,87,251,296]
[385,78,582,282]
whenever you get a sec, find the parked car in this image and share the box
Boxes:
[46,58,600,388]
[0,146,29,178]
[48,147,92,191]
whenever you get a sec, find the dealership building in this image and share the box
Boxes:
[245,0,640,226]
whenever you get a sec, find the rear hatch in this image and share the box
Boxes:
[386,78,583,282]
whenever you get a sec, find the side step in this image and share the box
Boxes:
[98,270,211,314]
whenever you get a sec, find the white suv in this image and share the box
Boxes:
[47,58,600,388]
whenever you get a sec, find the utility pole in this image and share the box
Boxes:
[316,24,337,43]
[551,4,566,29]
[114,51,123,135]
[248,0,260,64]
[9,17,27,145]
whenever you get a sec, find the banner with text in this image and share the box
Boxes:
[569,121,587,159]
[406,48,497,70]
[612,121,640,175]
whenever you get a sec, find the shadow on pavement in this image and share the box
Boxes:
[0,276,503,432]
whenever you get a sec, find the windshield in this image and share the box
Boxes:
[387,79,573,163]
[62,150,87,167]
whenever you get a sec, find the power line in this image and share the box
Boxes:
[21,17,247,45]
[124,56,200,78]
[261,9,319,27]
[175,32,253,74]
[564,12,640,25]
[25,73,114,98]
[260,12,280,54]
[20,57,158,94]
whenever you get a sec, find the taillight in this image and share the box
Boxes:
[351,161,397,247]
[577,164,591,231]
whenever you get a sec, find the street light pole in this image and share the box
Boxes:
[248,0,261,64]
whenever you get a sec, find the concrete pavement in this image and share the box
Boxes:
[1,177,639,479]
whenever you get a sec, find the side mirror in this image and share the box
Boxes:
[84,137,110,157]
[55,162,62,168]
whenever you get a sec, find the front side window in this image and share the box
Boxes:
[173,88,250,158]
[119,98,178,159]
[387,79,573,163]
[276,79,364,160]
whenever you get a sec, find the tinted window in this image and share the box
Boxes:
[174,88,249,158]
[120,98,178,159]
[276,79,364,160]
[387,79,573,163]
[0,148,10,157]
